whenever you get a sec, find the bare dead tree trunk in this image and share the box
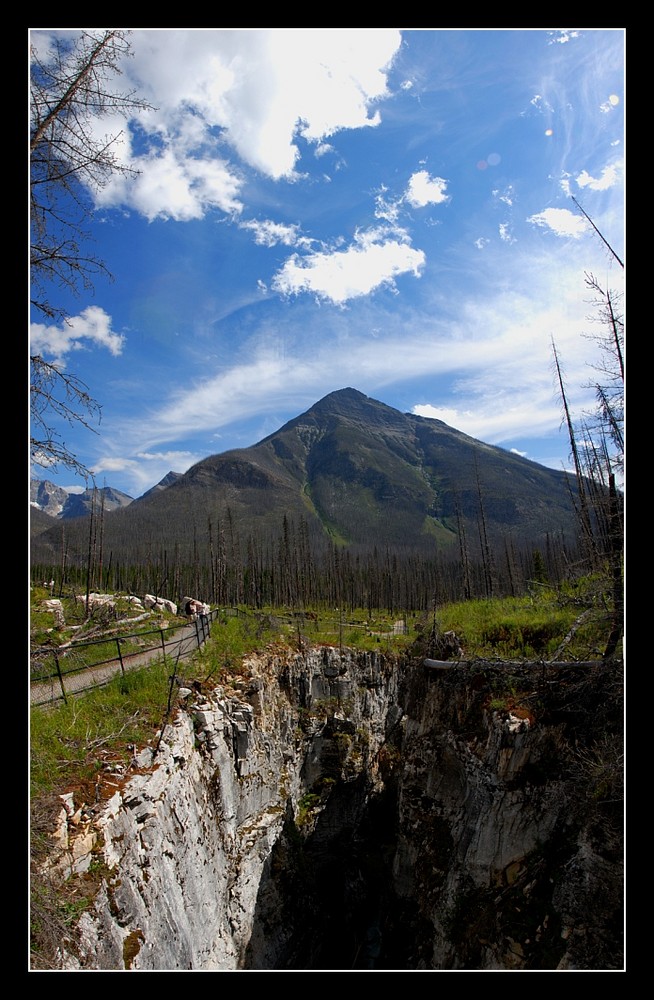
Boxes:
[571,196,624,269]
[85,487,97,616]
[552,338,597,568]
[455,493,472,600]
[603,473,624,659]
[474,456,495,597]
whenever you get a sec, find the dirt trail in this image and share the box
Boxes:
[30,621,203,707]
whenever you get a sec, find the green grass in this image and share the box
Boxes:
[436,580,619,661]
[29,580,621,968]
[30,658,175,800]
[29,585,619,809]
[30,585,619,792]
[437,596,571,659]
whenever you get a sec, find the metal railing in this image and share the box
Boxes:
[30,608,227,706]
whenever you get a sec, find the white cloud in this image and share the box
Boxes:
[92,450,201,496]
[374,185,402,225]
[576,163,622,192]
[493,186,514,207]
[271,228,425,304]
[547,30,580,44]
[529,94,553,113]
[474,237,490,250]
[405,170,449,208]
[240,218,313,248]
[527,208,587,239]
[30,307,125,365]
[499,223,515,244]
[52,29,403,219]
[138,30,399,179]
[412,394,564,445]
[98,146,244,221]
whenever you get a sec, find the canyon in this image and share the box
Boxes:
[46,644,623,971]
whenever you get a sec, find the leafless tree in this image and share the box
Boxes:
[30,29,153,475]
[580,272,625,477]
[30,355,101,479]
[551,204,624,657]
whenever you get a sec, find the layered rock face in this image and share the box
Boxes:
[55,648,623,971]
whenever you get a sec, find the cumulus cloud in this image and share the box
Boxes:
[405,170,449,208]
[30,307,125,366]
[576,162,622,191]
[98,146,244,221]
[271,228,425,304]
[527,208,587,239]
[91,28,403,220]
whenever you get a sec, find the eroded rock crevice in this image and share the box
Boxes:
[52,648,623,971]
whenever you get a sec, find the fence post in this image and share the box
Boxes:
[116,637,126,675]
[53,650,68,705]
[160,629,167,659]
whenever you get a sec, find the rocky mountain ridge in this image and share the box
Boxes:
[31,389,587,566]
[30,479,136,519]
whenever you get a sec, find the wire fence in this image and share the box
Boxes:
[31,603,600,709]
[29,606,409,707]
[30,608,228,707]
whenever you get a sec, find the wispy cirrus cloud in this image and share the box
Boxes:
[239,218,313,248]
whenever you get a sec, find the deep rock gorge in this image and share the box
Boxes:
[50,646,623,971]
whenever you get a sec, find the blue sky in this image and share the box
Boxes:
[30,28,625,499]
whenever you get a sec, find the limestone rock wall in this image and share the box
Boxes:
[59,646,401,970]
[390,660,623,970]
[53,648,623,971]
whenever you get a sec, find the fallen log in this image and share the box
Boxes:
[423,658,608,671]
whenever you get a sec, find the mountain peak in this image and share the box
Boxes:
[305,387,395,421]
[32,389,582,561]
[311,387,370,409]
